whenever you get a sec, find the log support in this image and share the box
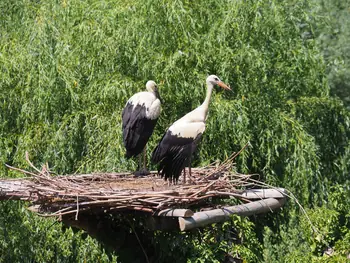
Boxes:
[178,197,286,231]
[156,208,194,217]
[241,188,287,199]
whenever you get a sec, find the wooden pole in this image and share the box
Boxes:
[156,208,194,217]
[241,188,287,200]
[178,198,286,231]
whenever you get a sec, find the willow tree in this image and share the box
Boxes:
[0,0,349,262]
[312,0,350,109]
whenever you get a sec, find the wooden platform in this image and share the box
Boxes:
[1,160,287,232]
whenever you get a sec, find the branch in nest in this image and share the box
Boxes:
[2,146,267,219]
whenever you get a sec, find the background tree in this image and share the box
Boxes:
[0,0,349,262]
[313,0,350,109]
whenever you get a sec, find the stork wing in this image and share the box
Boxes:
[151,122,205,163]
[151,122,205,181]
[122,101,158,157]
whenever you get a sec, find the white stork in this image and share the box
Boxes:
[151,75,230,183]
[122,80,161,174]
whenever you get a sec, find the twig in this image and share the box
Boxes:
[25,151,43,175]
[128,219,150,263]
[75,194,79,220]
[247,178,323,240]
[205,142,249,179]
[5,164,38,177]
[189,181,217,198]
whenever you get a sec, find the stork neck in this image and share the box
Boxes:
[202,83,214,110]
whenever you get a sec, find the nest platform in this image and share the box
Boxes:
[1,153,287,232]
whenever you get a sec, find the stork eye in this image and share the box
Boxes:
[214,78,219,81]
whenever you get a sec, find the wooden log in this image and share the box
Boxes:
[0,179,35,201]
[178,198,286,231]
[241,188,287,199]
[156,208,194,217]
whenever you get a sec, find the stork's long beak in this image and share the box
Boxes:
[155,89,162,103]
[217,81,231,90]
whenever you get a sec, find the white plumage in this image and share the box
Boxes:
[127,91,161,120]
[151,75,230,183]
[169,122,206,139]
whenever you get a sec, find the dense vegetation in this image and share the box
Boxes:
[313,0,350,109]
[0,0,349,262]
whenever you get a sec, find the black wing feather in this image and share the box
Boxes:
[122,102,158,158]
[151,130,202,182]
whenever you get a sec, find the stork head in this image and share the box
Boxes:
[146,80,158,92]
[206,75,231,90]
[146,80,161,101]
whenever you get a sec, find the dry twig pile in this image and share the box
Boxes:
[4,147,256,218]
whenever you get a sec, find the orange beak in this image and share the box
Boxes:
[217,81,231,90]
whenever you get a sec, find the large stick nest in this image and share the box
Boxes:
[6,146,256,217]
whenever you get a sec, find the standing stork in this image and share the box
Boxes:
[122,80,161,174]
[151,75,230,183]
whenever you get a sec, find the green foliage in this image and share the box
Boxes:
[290,97,350,201]
[0,0,349,262]
[263,184,350,262]
[263,216,313,263]
[146,215,262,263]
[186,216,262,263]
[312,0,350,108]
[0,201,117,262]
[301,207,340,254]
[1,0,346,203]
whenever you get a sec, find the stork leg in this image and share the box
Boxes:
[137,147,149,176]
[135,154,143,177]
[188,156,193,183]
[138,154,142,171]
[135,148,149,176]
[143,145,148,172]
[183,167,186,184]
